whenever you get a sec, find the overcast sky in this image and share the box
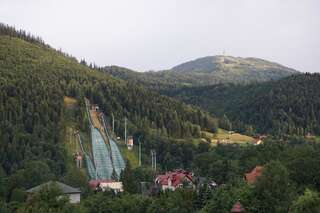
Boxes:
[1,0,319,72]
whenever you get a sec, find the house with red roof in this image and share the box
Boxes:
[155,169,194,191]
[231,201,245,212]
[245,166,263,184]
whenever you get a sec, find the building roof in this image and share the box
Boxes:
[155,169,193,188]
[26,181,81,194]
[245,166,263,184]
[231,201,245,212]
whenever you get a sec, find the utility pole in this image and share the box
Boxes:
[151,150,156,171]
[75,133,78,151]
[124,117,127,145]
[151,150,153,170]
[139,139,142,167]
[112,113,114,133]
[154,151,156,170]
[154,151,156,171]
[69,130,71,145]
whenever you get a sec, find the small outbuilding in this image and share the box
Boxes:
[127,136,134,150]
[26,181,81,204]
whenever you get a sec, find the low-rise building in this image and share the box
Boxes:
[26,181,81,203]
[100,181,123,194]
[89,179,123,194]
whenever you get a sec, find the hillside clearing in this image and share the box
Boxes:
[202,129,254,146]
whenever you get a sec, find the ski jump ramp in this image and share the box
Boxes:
[83,98,126,180]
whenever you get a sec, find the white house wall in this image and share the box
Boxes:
[68,193,81,204]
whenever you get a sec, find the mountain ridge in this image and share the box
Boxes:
[103,55,299,91]
[171,55,298,74]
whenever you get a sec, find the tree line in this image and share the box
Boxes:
[2,137,320,212]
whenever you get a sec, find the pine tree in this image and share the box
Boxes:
[120,161,137,194]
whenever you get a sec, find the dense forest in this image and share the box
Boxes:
[0,23,216,203]
[167,74,320,136]
[104,64,319,137]
[2,137,320,212]
[103,66,187,92]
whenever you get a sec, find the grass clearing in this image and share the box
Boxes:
[118,142,139,169]
[62,97,79,156]
[202,128,254,146]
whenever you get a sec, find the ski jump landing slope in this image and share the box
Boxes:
[84,98,126,180]
[101,114,126,178]
[91,126,113,179]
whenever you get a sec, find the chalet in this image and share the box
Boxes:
[245,166,263,184]
[26,181,81,203]
[155,169,194,191]
[231,201,245,212]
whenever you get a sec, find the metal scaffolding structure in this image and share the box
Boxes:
[75,132,97,179]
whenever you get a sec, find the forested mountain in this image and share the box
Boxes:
[1,24,320,213]
[103,56,298,91]
[0,23,215,182]
[168,74,320,136]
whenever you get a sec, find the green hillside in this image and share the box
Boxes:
[0,25,217,192]
[168,74,320,136]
